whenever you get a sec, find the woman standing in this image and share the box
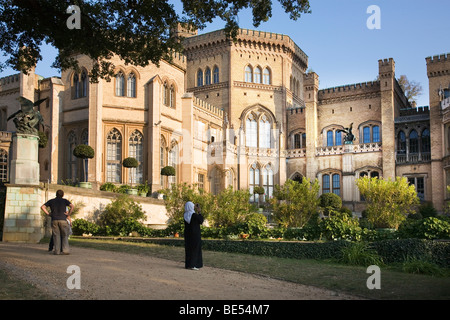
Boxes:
[184,201,204,270]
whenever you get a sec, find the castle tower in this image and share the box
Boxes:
[426,53,450,212]
[378,58,396,179]
[304,72,319,180]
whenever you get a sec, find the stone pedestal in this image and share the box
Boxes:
[2,186,43,243]
[342,143,355,202]
[9,134,40,185]
[2,133,43,243]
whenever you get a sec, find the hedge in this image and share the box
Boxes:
[77,236,450,268]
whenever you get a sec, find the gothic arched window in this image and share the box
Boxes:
[129,130,143,184]
[127,73,136,98]
[106,128,122,182]
[115,72,125,97]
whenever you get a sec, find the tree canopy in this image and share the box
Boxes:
[0,0,311,81]
[397,75,423,105]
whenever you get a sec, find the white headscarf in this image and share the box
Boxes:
[184,201,195,224]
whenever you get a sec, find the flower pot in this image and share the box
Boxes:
[78,182,92,189]
[126,188,138,195]
[139,192,147,197]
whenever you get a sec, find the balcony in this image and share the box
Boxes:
[396,152,431,164]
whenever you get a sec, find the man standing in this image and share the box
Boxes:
[41,190,74,255]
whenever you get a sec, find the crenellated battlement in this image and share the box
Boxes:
[399,106,430,117]
[183,28,308,68]
[426,53,449,64]
[318,81,380,100]
[426,53,450,78]
[0,73,20,92]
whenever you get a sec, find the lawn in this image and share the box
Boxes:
[68,238,450,300]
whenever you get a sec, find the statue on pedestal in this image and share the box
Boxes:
[7,96,47,135]
[338,123,355,144]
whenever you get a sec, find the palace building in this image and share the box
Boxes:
[0,27,449,213]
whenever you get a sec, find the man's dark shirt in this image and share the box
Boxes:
[44,198,71,221]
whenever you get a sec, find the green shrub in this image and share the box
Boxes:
[270,178,320,228]
[319,193,342,215]
[243,213,268,238]
[339,242,384,266]
[320,211,362,241]
[418,202,438,218]
[401,256,444,276]
[73,144,95,159]
[100,182,117,192]
[97,195,146,235]
[116,184,131,193]
[209,186,255,227]
[122,157,139,168]
[72,219,99,236]
[161,165,176,176]
[398,216,450,240]
[356,176,420,229]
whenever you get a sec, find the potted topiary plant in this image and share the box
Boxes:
[161,165,175,188]
[123,157,139,195]
[73,144,95,188]
[253,186,265,212]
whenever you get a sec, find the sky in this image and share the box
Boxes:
[1,0,449,107]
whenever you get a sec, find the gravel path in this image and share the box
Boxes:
[0,242,362,300]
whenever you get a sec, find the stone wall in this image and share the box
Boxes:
[43,184,169,228]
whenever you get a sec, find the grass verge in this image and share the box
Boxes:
[0,269,52,300]
[69,238,450,300]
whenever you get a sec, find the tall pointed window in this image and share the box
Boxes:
[263,68,271,85]
[163,81,169,106]
[115,72,125,96]
[262,164,274,199]
[81,129,89,182]
[409,130,419,154]
[67,131,77,181]
[363,127,371,143]
[259,115,271,148]
[0,149,7,182]
[81,71,88,97]
[246,114,257,147]
[335,130,342,146]
[127,73,136,98]
[397,131,406,154]
[327,130,333,147]
[129,130,143,184]
[169,85,175,108]
[373,126,380,143]
[73,73,80,99]
[106,128,122,183]
[249,163,260,203]
[168,143,178,186]
[205,67,211,85]
[213,66,219,83]
[421,129,430,153]
[254,67,262,83]
[160,137,166,188]
[197,69,203,87]
[245,66,253,83]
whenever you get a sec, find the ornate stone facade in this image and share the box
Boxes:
[0,27,448,213]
